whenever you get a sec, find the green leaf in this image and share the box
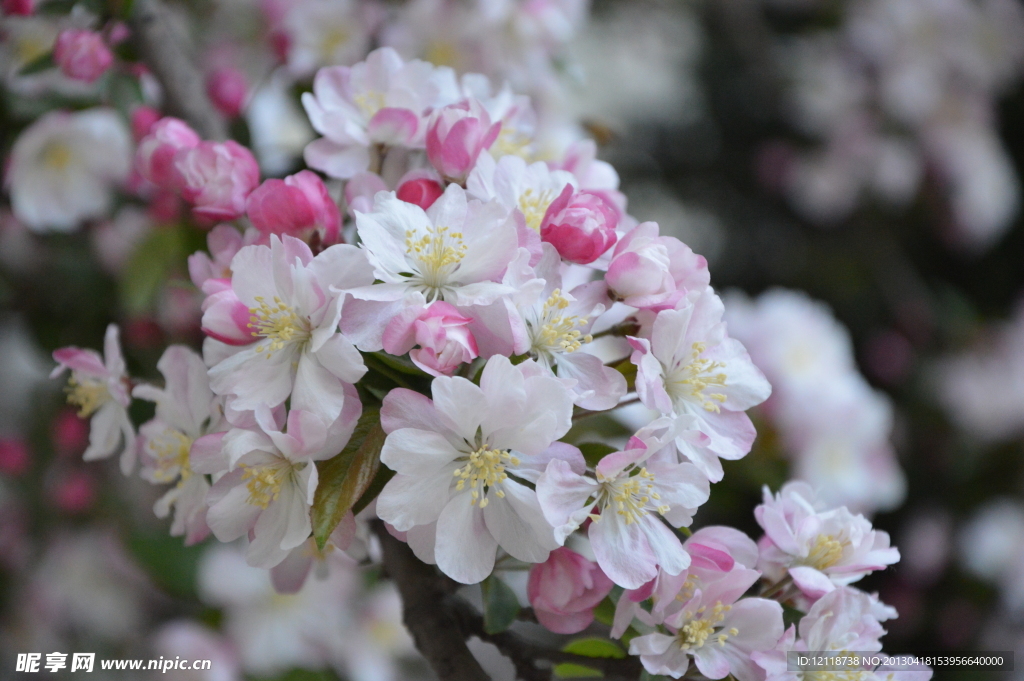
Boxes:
[311,407,386,551]
[578,442,617,468]
[612,359,637,392]
[481,575,520,634]
[562,638,626,659]
[554,664,602,678]
[592,596,616,626]
[782,604,804,629]
[125,529,205,599]
[369,351,427,375]
[119,226,186,315]
[351,462,394,516]
[18,51,55,76]
[640,671,670,681]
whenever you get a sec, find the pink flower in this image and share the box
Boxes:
[206,67,248,118]
[130,106,161,142]
[2,0,34,15]
[344,171,387,216]
[606,222,710,309]
[135,117,201,191]
[382,301,479,376]
[50,469,97,513]
[539,185,619,264]
[426,99,500,182]
[0,438,30,476]
[246,170,341,244]
[528,547,614,634]
[176,140,260,221]
[53,29,113,83]
[396,175,445,210]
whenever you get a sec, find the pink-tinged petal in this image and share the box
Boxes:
[589,512,659,589]
[536,608,595,635]
[693,642,732,679]
[367,107,420,145]
[405,522,438,565]
[431,375,487,443]
[687,543,735,572]
[303,137,371,179]
[435,496,497,584]
[313,334,367,384]
[380,428,460,475]
[376,469,455,531]
[380,388,437,433]
[789,566,836,598]
[536,458,597,528]
[83,401,125,461]
[52,347,107,377]
[190,432,228,475]
[483,480,556,562]
[206,469,261,541]
[628,632,677,657]
[201,290,255,345]
[381,304,425,356]
[513,441,585,484]
[290,352,349,425]
[270,541,315,594]
[687,526,759,569]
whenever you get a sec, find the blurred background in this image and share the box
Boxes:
[2,0,1024,678]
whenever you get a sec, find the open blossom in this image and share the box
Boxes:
[540,185,619,265]
[203,235,373,424]
[53,29,113,83]
[426,98,501,182]
[246,170,341,244]
[187,224,261,292]
[628,567,784,681]
[50,324,135,474]
[528,547,614,634]
[302,47,459,178]
[382,300,479,376]
[135,117,201,191]
[133,346,224,546]
[342,184,517,350]
[607,221,710,309]
[6,108,132,232]
[537,419,711,589]
[755,482,900,599]
[630,289,772,482]
[176,140,261,221]
[375,355,575,584]
[200,406,353,568]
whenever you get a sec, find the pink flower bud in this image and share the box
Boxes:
[528,547,614,634]
[246,170,340,244]
[53,29,113,83]
[396,176,445,210]
[382,302,479,377]
[540,185,619,264]
[52,408,89,456]
[605,222,709,309]
[205,67,248,119]
[135,117,201,190]
[50,469,97,514]
[176,140,260,221]
[0,438,29,476]
[130,105,162,142]
[2,0,34,15]
[425,99,500,182]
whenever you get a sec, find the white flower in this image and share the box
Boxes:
[375,354,575,584]
[6,108,131,231]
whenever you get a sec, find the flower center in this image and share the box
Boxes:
[354,90,386,120]
[518,188,556,232]
[803,534,846,570]
[248,296,311,357]
[405,225,467,300]
[677,601,737,650]
[41,141,74,171]
[147,428,193,484]
[595,467,668,525]
[529,289,593,361]
[453,444,520,508]
[65,375,110,418]
[318,25,351,62]
[667,342,728,413]
[240,459,294,509]
[494,125,534,160]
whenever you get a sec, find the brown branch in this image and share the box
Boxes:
[128,0,227,140]
[373,523,491,681]
[373,522,643,681]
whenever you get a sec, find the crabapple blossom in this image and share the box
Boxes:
[206,67,248,118]
[537,419,711,588]
[50,324,136,474]
[270,512,357,594]
[396,175,445,210]
[203,235,372,424]
[201,403,358,569]
[135,117,201,191]
[375,354,575,584]
[176,140,261,221]
[755,482,900,599]
[7,108,132,231]
[629,288,772,481]
[539,185,619,265]
[382,300,479,376]
[425,99,501,182]
[628,566,784,681]
[302,47,459,178]
[53,29,113,83]
[187,224,261,292]
[133,345,225,545]
[528,546,614,634]
[246,170,341,244]
[607,221,710,309]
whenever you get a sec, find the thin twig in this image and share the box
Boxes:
[128,0,227,140]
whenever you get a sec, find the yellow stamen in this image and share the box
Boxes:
[248,296,310,358]
[531,289,593,358]
[405,225,467,299]
[240,460,290,509]
[668,342,728,413]
[147,429,193,484]
[804,534,846,570]
[453,444,520,508]
[517,188,556,232]
[65,375,110,418]
[677,601,733,650]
